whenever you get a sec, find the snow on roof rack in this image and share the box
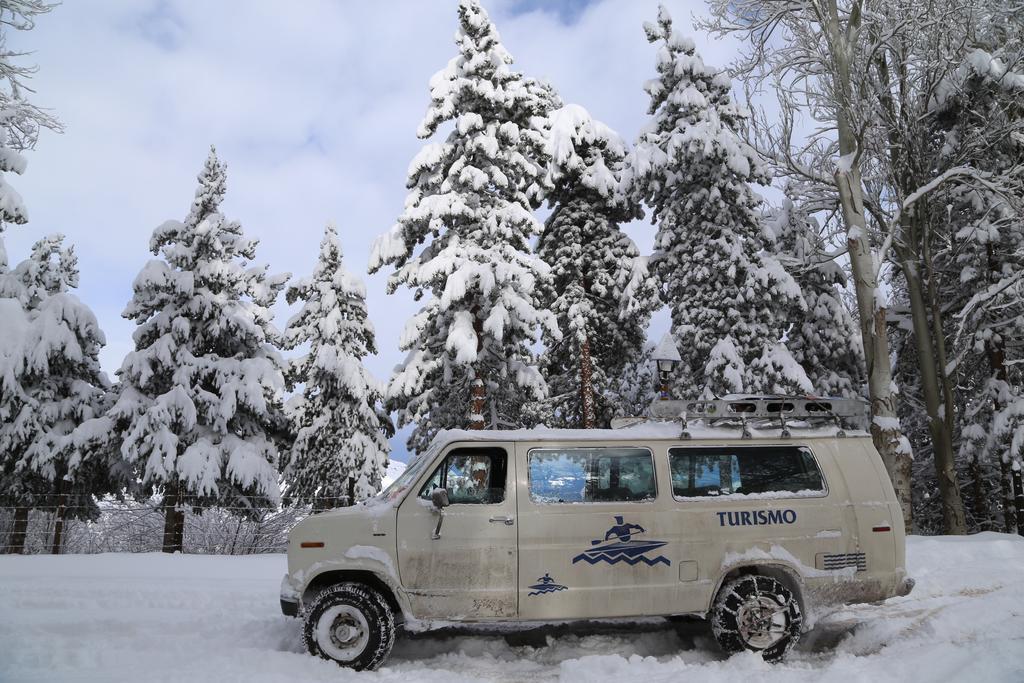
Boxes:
[611,395,868,439]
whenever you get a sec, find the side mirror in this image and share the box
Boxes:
[430,488,449,540]
[431,488,450,509]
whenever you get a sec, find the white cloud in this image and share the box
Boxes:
[6,0,739,458]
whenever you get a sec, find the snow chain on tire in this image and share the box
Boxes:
[302,582,397,671]
[710,574,802,663]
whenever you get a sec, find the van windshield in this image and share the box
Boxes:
[374,442,439,504]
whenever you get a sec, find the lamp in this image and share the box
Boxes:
[652,333,681,400]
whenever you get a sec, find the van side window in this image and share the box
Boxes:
[669,446,825,498]
[419,447,508,504]
[528,448,656,503]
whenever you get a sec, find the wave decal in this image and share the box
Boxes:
[527,573,568,596]
[572,516,671,567]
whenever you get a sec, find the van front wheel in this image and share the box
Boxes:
[302,583,396,671]
[710,575,802,662]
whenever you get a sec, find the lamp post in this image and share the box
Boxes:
[652,333,681,400]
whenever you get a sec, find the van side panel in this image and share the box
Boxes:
[516,441,679,621]
[395,442,520,621]
[670,441,852,616]
[516,438,905,620]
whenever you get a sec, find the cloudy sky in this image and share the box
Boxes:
[6,0,741,460]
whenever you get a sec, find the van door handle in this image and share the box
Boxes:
[489,515,514,526]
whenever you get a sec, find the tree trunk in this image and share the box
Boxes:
[1000,457,1016,533]
[922,233,957,446]
[1014,464,1024,537]
[580,335,595,429]
[162,488,177,552]
[969,455,990,531]
[162,483,185,553]
[50,478,67,555]
[50,504,66,555]
[835,164,912,529]
[900,253,966,534]
[922,216,966,533]
[468,376,486,430]
[468,311,487,430]
[247,513,265,555]
[824,1,911,528]
[173,504,185,552]
[7,506,29,554]
[228,516,244,555]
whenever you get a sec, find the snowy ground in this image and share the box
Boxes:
[1,534,1022,683]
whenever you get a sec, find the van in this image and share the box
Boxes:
[279,396,914,670]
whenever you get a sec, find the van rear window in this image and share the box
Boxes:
[668,446,825,499]
[528,448,656,503]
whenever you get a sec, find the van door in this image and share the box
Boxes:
[517,443,674,620]
[396,443,518,620]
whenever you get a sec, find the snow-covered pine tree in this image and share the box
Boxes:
[609,344,658,420]
[747,343,813,396]
[770,191,866,398]
[534,104,658,428]
[0,118,28,271]
[0,0,61,267]
[0,3,66,553]
[107,147,290,552]
[626,6,805,400]
[0,236,111,553]
[0,303,36,552]
[369,0,557,448]
[282,223,391,510]
[0,235,51,554]
[14,237,109,551]
[703,338,745,397]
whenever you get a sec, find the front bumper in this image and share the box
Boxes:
[280,598,299,617]
[279,573,301,618]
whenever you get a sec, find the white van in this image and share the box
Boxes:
[280,397,914,670]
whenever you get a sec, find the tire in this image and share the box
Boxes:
[710,574,802,663]
[302,582,396,671]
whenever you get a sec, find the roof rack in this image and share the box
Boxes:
[613,395,869,439]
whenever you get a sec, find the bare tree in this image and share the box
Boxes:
[701,0,914,527]
[703,0,1024,533]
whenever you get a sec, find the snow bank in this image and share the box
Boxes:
[1,534,1022,682]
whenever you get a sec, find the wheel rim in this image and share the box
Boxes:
[736,595,790,650]
[316,604,370,661]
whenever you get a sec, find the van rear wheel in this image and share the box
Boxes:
[710,575,802,662]
[302,583,396,671]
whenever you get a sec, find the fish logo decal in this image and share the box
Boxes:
[527,573,568,596]
[572,516,670,567]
